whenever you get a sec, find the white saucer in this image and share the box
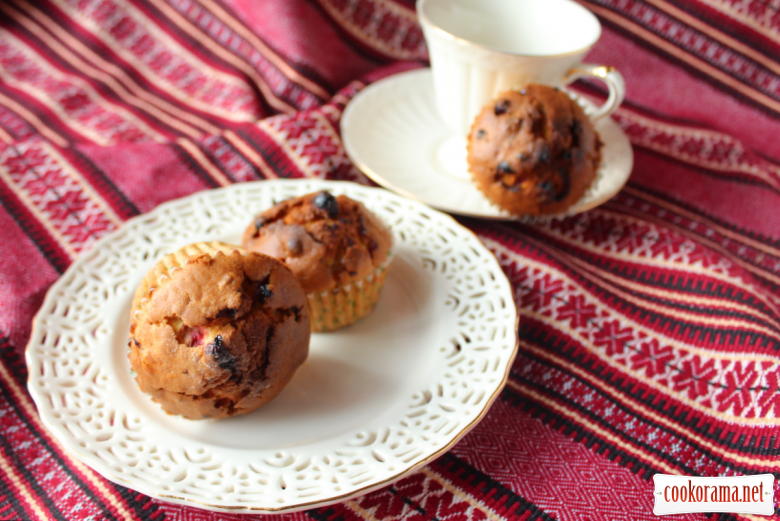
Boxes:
[341,68,634,220]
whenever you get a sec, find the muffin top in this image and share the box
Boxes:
[242,191,393,294]
[467,84,602,215]
[129,242,310,419]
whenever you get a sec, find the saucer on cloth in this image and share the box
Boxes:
[341,68,633,220]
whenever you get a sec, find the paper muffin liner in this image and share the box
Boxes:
[307,253,393,333]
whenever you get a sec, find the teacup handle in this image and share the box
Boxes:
[564,64,625,121]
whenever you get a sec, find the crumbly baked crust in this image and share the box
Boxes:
[467,85,602,215]
[242,192,393,294]
[128,242,310,420]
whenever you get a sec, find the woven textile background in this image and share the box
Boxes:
[1,0,780,519]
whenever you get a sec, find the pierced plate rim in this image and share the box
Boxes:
[25,179,520,514]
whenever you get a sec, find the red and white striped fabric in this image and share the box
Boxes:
[1,0,779,519]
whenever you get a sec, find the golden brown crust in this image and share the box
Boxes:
[128,242,310,420]
[467,85,602,215]
[241,192,393,294]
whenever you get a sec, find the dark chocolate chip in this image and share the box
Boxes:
[518,153,529,162]
[255,280,273,304]
[312,191,339,218]
[497,161,514,174]
[206,335,236,371]
[292,306,301,322]
[367,238,378,256]
[214,397,235,412]
[216,308,237,319]
[538,169,571,202]
[555,168,571,201]
[538,180,555,201]
[562,149,573,160]
[287,236,303,256]
[494,99,510,115]
[476,129,486,138]
[357,214,369,236]
[571,119,582,140]
[539,144,551,164]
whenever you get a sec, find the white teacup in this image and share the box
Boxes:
[418,0,626,137]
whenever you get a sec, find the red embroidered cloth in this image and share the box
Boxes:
[1,0,779,519]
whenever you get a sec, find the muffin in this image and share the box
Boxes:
[467,84,602,215]
[242,191,393,332]
[128,242,310,420]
